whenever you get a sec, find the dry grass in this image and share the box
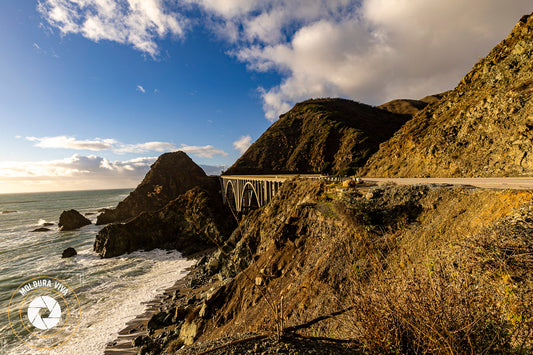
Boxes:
[342,213,533,354]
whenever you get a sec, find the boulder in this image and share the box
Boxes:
[61,247,77,258]
[58,210,91,231]
[96,151,211,225]
[32,227,51,232]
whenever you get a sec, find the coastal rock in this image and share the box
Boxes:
[42,222,54,226]
[32,227,51,232]
[362,13,533,177]
[97,151,210,225]
[61,247,77,258]
[224,98,410,176]
[93,182,236,258]
[58,209,91,231]
[1,210,17,214]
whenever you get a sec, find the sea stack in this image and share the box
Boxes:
[96,151,210,225]
[58,209,91,231]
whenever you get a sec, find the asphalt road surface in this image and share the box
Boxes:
[363,177,533,190]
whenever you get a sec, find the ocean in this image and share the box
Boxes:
[0,189,194,354]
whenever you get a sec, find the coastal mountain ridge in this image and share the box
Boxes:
[361,13,533,177]
[224,98,410,176]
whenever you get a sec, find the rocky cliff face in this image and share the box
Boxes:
[224,98,409,176]
[94,178,236,258]
[97,151,209,225]
[132,178,533,354]
[361,13,533,177]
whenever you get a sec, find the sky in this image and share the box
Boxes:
[0,1,531,193]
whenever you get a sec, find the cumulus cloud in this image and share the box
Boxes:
[38,0,533,119]
[232,135,252,154]
[24,136,228,158]
[26,136,116,151]
[0,154,156,178]
[37,0,187,57]
[0,155,157,193]
[223,0,533,120]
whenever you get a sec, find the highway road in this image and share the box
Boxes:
[363,177,533,190]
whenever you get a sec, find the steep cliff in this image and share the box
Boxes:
[362,13,533,177]
[97,151,209,224]
[94,178,236,258]
[224,98,409,176]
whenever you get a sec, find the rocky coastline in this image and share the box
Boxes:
[102,178,533,354]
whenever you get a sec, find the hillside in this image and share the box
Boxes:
[361,13,533,177]
[121,179,533,354]
[377,92,449,116]
[224,98,409,176]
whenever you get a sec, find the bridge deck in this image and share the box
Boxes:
[220,175,533,213]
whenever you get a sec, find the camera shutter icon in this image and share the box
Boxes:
[27,296,62,330]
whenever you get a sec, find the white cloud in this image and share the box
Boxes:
[136,85,146,93]
[24,136,228,157]
[26,136,117,151]
[226,0,533,120]
[38,0,187,57]
[179,144,228,158]
[232,135,252,154]
[0,155,156,193]
[189,0,533,120]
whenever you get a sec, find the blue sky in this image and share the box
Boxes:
[0,0,531,193]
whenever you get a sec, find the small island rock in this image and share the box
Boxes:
[58,210,91,231]
[62,247,77,258]
[32,227,51,232]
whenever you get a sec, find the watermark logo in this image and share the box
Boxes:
[8,276,81,349]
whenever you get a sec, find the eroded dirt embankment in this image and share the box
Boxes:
[125,179,533,354]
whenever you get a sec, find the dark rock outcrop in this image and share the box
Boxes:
[42,222,54,226]
[58,210,91,231]
[61,247,77,258]
[32,227,51,232]
[224,98,410,176]
[362,13,533,177]
[97,151,210,225]
[93,180,236,258]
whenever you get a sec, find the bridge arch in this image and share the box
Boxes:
[241,182,260,214]
[224,180,237,212]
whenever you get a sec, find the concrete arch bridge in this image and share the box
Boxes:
[220,174,325,214]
